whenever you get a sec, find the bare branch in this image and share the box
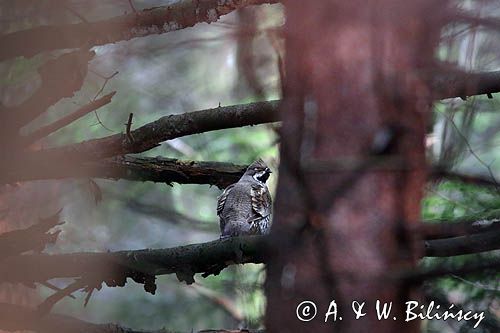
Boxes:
[0,231,498,287]
[3,156,246,189]
[424,229,500,257]
[37,279,87,315]
[430,69,500,100]
[21,100,281,163]
[21,69,500,164]
[0,0,280,61]
[23,92,116,145]
[87,156,246,189]
[92,71,119,101]
[0,236,266,286]
[4,68,500,184]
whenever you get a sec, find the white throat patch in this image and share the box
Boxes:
[253,171,266,184]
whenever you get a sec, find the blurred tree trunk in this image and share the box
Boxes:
[266,1,449,332]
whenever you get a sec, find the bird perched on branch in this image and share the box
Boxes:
[217,159,272,238]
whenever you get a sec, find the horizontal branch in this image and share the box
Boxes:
[1,230,498,286]
[84,156,246,189]
[430,70,500,99]
[0,0,279,61]
[24,100,281,164]
[0,303,261,333]
[424,229,500,257]
[2,156,247,189]
[7,156,500,194]
[23,91,116,145]
[2,70,500,185]
[0,236,266,285]
[19,69,500,164]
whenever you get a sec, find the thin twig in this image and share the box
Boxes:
[127,0,138,13]
[83,287,95,307]
[91,111,115,132]
[444,114,500,193]
[24,92,116,144]
[126,113,135,143]
[451,274,500,292]
[63,5,89,23]
[92,71,119,101]
[39,282,76,299]
[37,279,87,315]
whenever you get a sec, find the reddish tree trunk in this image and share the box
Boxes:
[266,1,449,332]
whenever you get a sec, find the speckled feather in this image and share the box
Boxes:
[217,160,272,237]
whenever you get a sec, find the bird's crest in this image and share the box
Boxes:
[247,158,268,170]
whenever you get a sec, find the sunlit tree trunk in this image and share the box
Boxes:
[266,1,449,332]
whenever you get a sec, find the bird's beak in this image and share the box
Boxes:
[266,168,272,173]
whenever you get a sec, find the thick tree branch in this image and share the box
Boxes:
[7,155,500,194]
[85,156,246,189]
[424,229,500,257]
[3,156,246,189]
[2,70,500,185]
[0,0,279,61]
[422,210,500,255]
[0,232,498,286]
[21,69,500,164]
[430,70,500,99]
[0,236,266,286]
[23,100,281,164]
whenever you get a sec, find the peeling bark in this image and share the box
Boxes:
[3,156,247,189]
[0,0,279,61]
